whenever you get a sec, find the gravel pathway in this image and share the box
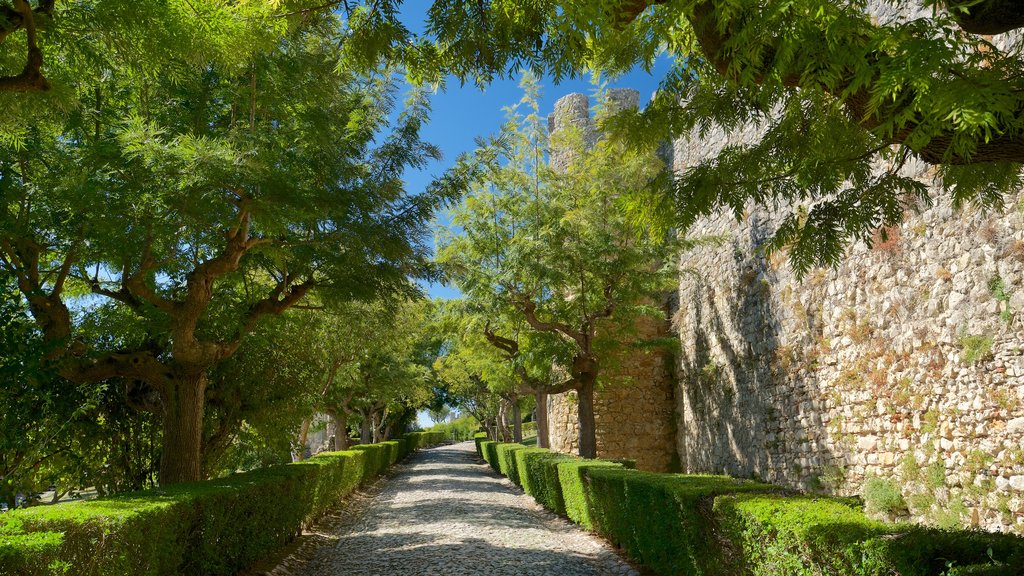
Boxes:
[264,441,639,576]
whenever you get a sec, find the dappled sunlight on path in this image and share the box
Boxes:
[265,442,638,576]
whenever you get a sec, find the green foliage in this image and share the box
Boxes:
[473,432,489,458]
[0,446,404,575]
[584,469,779,575]
[716,494,1024,576]
[0,531,68,576]
[403,431,446,450]
[960,334,995,365]
[862,476,907,515]
[322,2,1024,273]
[988,276,1014,324]
[427,414,480,443]
[351,444,389,482]
[514,448,580,515]
[494,443,527,486]
[557,459,631,530]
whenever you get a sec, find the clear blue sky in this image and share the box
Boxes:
[405,63,674,301]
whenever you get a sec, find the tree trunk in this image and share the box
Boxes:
[335,411,349,450]
[371,410,381,443]
[534,390,549,449]
[159,373,206,485]
[577,378,597,459]
[359,413,371,444]
[512,398,522,443]
[294,418,312,461]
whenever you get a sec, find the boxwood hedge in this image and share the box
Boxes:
[715,493,1024,576]
[495,443,527,485]
[0,440,414,576]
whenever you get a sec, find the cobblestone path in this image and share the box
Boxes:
[266,441,639,576]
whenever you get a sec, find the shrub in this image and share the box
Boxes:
[350,444,388,481]
[715,493,1024,576]
[584,469,779,576]
[862,476,906,515]
[480,441,500,469]
[495,443,527,485]
[403,431,446,449]
[515,448,580,515]
[0,447,396,576]
[473,432,488,458]
[557,459,630,529]
[0,531,68,576]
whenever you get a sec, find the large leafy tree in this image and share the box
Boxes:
[361,0,1024,271]
[0,13,467,484]
[439,79,678,458]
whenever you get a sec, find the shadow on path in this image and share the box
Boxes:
[265,442,637,576]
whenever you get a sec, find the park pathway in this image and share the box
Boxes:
[265,441,639,576]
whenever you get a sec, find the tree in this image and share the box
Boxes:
[349,1,1024,272]
[0,13,470,484]
[438,78,678,458]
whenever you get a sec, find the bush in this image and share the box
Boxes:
[584,469,779,576]
[479,441,498,469]
[473,432,488,458]
[403,431,446,449]
[862,476,907,516]
[515,449,580,515]
[0,531,68,576]
[0,446,399,576]
[427,414,480,442]
[557,459,630,530]
[495,443,527,485]
[715,493,1024,576]
[350,444,388,482]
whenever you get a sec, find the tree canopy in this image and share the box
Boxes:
[0,7,470,484]
[354,1,1024,270]
[438,78,679,457]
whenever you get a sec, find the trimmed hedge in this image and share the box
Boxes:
[515,448,580,515]
[0,530,67,576]
[557,459,630,530]
[479,440,498,469]
[351,443,389,482]
[477,444,1024,576]
[586,469,779,575]
[495,443,527,485]
[473,432,488,458]
[403,431,446,449]
[0,441,412,576]
[716,493,1024,576]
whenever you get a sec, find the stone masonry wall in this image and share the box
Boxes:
[545,90,678,472]
[672,154,1024,533]
[670,29,1024,532]
[548,314,678,472]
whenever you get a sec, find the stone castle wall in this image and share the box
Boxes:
[672,129,1024,533]
[545,1,1024,529]
[548,313,678,472]
[668,2,1024,534]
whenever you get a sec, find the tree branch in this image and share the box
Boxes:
[483,321,519,357]
[515,296,585,347]
[0,0,50,92]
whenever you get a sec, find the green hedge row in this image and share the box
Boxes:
[479,447,1024,575]
[473,432,488,458]
[0,439,419,576]
[403,431,446,449]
